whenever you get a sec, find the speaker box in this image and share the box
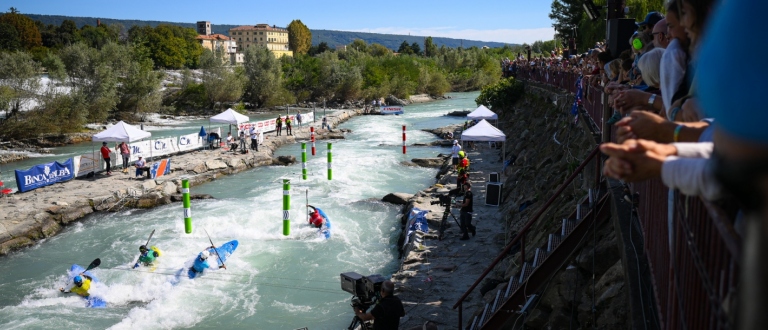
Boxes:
[489,172,500,183]
[486,183,502,206]
[607,18,636,57]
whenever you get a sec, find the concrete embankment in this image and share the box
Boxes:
[0,109,361,255]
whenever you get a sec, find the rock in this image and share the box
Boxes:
[189,162,207,174]
[142,180,157,190]
[170,194,214,202]
[385,95,409,106]
[0,237,34,255]
[272,155,296,166]
[525,308,551,328]
[161,181,178,195]
[41,219,61,237]
[411,158,445,168]
[447,110,471,117]
[382,193,414,205]
[206,160,228,170]
[136,192,170,209]
[53,201,69,206]
[60,205,94,224]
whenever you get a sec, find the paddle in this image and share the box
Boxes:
[60,258,100,292]
[133,229,155,269]
[306,189,309,225]
[204,229,226,270]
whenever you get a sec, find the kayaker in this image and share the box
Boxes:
[133,245,160,269]
[191,247,226,274]
[60,275,93,297]
[307,205,325,228]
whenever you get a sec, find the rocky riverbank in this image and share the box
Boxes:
[379,128,506,329]
[0,109,361,256]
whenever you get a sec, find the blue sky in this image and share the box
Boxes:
[5,0,556,44]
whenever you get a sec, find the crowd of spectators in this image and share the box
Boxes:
[507,0,768,327]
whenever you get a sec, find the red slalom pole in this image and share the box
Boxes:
[402,125,406,154]
[310,126,316,156]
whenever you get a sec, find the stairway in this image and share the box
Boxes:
[468,187,610,330]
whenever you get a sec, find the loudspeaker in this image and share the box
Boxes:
[607,18,636,57]
[489,172,499,183]
[486,183,502,206]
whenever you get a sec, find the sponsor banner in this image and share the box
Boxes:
[237,112,315,139]
[75,152,100,177]
[178,133,203,151]
[381,106,404,115]
[15,158,75,193]
[129,141,151,162]
[152,137,178,157]
[150,158,171,179]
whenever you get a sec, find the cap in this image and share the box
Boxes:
[652,19,668,34]
[636,12,663,27]
[102,142,108,145]
[453,140,458,144]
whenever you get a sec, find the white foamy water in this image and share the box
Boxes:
[0,92,479,329]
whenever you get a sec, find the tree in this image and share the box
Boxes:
[200,48,244,110]
[549,0,582,42]
[397,41,412,54]
[410,42,422,56]
[0,10,42,50]
[0,22,20,51]
[349,39,368,53]
[0,51,41,119]
[128,24,203,69]
[368,43,391,57]
[287,19,311,55]
[242,46,283,108]
[424,37,437,57]
[308,41,331,56]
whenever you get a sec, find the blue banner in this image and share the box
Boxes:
[150,159,171,179]
[15,158,75,193]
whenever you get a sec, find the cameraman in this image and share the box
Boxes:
[456,181,476,240]
[354,280,405,329]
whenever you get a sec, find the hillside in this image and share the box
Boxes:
[27,14,515,50]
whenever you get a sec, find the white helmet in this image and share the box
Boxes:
[453,140,458,144]
[200,250,210,260]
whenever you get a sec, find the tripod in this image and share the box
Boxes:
[438,201,461,240]
[348,299,374,330]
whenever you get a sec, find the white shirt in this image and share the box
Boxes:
[250,128,256,139]
[135,159,146,168]
[660,39,687,116]
[226,135,233,143]
[451,144,462,158]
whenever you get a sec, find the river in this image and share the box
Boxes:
[0,92,478,329]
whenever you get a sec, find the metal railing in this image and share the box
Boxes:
[512,67,742,329]
[452,145,602,328]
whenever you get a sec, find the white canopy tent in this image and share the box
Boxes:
[90,121,152,176]
[460,119,507,172]
[467,105,498,126]
[209,108,250,144]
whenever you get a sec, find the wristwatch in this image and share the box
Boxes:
[647,94,657,105]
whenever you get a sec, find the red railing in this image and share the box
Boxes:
[513,68,741,329]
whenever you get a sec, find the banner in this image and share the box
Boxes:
[129,141,151,161]
[75,152,100,177]
[150,158,171,179]
[237,112,315,138]
[15,158,75,193]
[152,137,178,157]
[178,132,203,151]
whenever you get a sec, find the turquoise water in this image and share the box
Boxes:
[0,92,479,329]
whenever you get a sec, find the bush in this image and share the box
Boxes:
[475,77,525,111]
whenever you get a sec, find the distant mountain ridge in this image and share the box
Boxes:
[26,14,515,50]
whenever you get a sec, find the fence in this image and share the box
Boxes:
[510,67,741,329]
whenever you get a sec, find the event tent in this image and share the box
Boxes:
[92,121,152,142]
[467,105,498,121]
[460,119,507,171]
[210,108,250,125]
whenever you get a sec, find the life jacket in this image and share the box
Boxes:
[310,211,324,228]
[192,255,211,273]
[139,246,161,265]
[286,118,292,125]
[461,158,470,171]
[276,117,283,124]
[70,277,92,297]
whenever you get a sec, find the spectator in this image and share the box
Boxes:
[134,156,150,179]
[296,111,302,128]
[239,130,247,153]
[285,116,293,136]
[249,126,259,152]
[322,116,329,130]
[100,142,112,175]
[276,115,283,136]
[226,132,236,151]
[116,141,130,174]
[652,19,670,48]
[660,2,689,118]
[636,11,664,34]
[637,48,665,92]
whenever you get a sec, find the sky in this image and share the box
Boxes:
[4,0,557,44]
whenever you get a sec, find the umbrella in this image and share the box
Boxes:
[199,126,207,137]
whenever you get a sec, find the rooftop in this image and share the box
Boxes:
[230,24,287,32]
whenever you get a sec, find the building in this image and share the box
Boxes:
[228,24,293,58]
[196,21,211,36]
[195,34,242,65]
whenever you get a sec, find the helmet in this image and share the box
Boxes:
[458,151,465,158]
[453,140,458,144]
[139,245,148,252]
[74,275,83,285]
[200,250,210,260]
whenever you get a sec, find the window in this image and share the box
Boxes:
[246,38,249,41]
[260,32,263,35]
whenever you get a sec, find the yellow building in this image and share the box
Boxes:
[228,24,293,58]
[194,34,242,65]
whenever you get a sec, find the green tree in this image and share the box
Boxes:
[287,19,311,55]
[424,37,437,57]
[549,0,582,42]
[200,48,244,110]
[0,51,41,119]
[410,42,422,56]
[308,41,330,56]
[0,22,20,50]
[368,43,391,57]
[397,41,412,54]
[475,77,525,111]
[0,10,42,50]
[349,39,368,53]
[41,52,67,81]
[128,24,203,69]
[242,46,283,107]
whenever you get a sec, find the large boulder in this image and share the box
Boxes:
[385,95,409,106]
[272,155,296,166]
[382,192,414,205]
[411,158,445,168]
[447,110,471,117]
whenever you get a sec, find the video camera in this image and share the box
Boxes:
[430,194,453,207]
[341,272,386,310]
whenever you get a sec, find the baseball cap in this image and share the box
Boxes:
[636,12,663,27]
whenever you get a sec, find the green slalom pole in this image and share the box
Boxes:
[301,142,307,180]
[282,179,290,236]
[327,143,332,180]
[182,179,192,234]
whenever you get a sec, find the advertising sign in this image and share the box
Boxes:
[15,158,75,193]
[150,158,171,179]
[178,133,203,151]
[152,137,178,157]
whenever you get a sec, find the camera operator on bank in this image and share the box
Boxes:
[353,280,405,329]
[456,181,476,240]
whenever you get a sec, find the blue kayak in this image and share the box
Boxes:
[177,240,239,280]
[315,207,332,239]
[68,264,107,308]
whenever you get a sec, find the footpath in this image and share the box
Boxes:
[0,109,361,255]
[387,127,506,329]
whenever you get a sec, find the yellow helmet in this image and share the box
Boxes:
[458,151,465,158]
